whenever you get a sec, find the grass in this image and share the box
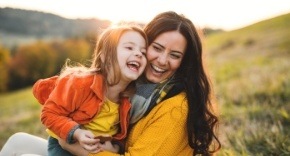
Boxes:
[205,12,290,155]
[1,55,289,155]
[0,87,47,148]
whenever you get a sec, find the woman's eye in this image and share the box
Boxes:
[170,54,182,59]
[153,46,162,52]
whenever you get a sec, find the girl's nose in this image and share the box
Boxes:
[134,50,143,58]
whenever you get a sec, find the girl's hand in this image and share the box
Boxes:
[73,129,101,153]
[58,137,102,155]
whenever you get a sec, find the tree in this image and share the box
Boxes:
[62,38,92,65]
[0,45,10,92]
[9,41,57,89]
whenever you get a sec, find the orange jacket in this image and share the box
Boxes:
[33,74,131,142]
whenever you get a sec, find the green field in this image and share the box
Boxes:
[206,13,290,155]
[1,13,290,155]
[0,87,48,147]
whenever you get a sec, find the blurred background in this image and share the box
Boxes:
[0,0,289,155]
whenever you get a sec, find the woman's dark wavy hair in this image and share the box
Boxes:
[144,11,221,155]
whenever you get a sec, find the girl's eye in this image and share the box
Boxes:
[141,50,147,56]
[126,46,133,50]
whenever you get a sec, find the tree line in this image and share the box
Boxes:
[0,7,110,38]
[0,37,95,92]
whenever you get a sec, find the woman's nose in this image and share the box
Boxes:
[157,52,168,65]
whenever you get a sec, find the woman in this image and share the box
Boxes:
[0,11,221,156]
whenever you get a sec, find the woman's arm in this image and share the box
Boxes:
[122,99,188,155]
[59,138,119,156]
[86,93,190,156]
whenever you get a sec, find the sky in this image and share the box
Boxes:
[1,0,290,31]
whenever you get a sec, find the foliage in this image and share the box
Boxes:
[0,45,10,92]
[54,38,93,66]
[1,37,93,91]
[8,41,58,90]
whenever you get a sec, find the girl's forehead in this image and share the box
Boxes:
[119,31,146,44]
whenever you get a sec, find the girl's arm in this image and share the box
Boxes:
[40,75,93,142]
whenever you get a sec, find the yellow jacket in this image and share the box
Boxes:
[90,92,193,156]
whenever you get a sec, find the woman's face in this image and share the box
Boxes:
[145,31,187,83]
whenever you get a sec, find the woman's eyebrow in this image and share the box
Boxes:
[152,42,165,49]
[153,42,183,54]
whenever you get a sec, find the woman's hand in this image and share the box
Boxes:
[58,138,91,156]
[99,141,120,153]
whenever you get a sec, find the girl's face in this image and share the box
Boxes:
[145,31,187,83]
[117,30,147,83]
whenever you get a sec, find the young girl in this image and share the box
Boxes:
[32,25,147,156]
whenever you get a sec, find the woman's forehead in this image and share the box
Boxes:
[153,31,187,53]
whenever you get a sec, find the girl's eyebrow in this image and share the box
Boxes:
[152,42,184,55]
[123,42,147,50]
[123,41,135,44]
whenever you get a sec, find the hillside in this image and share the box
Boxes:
[0,7,223,48]
[204,12,290,155]
[205,12,290,57]
[205,12,290,92]
[0,7,111,47]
